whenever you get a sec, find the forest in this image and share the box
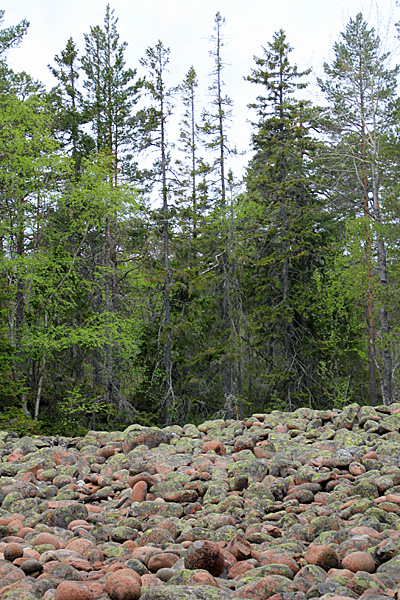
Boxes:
[1,6,400,435]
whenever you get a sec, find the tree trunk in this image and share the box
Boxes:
[371,163,393,405]
[161,95,174,425]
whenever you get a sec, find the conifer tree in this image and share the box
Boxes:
[245,30,329,410]
[81,3,142,182]
[139,40,175,424]
[175,66,209,246]
[200,13,240,414]
[319,13,398,405]
[48,38,93,174]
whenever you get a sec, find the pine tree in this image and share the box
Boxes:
[319,13,398,405]
[0,10,29,59]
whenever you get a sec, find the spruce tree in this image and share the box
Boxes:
[244,30,329,410]
[139,40,175,424]
[81,3,142,182]
[200,13,241,415]
[48,38,94,174]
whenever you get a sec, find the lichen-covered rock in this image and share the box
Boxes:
[122,427,173,453]
[36,503,88,528]
[139,585,232,599]
[233,574,297,598]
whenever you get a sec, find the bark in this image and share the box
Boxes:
[213,14,234,406]
[360,77,378,407]
[161,73,174,424]
[371,162,393,405]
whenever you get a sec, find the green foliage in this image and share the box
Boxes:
[55,387,115,436]
[0,9,29,58]
[0,409,42,436]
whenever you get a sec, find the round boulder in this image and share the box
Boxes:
[54,581,95,600]
[342,551,376,573]
[4,542,24,562]
[184,540,225,576]
[105,569,141,600]
[304,545,339,570]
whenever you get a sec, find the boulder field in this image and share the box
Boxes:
[2,403,400,599]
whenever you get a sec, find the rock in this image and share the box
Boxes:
[36,503,88,528]
[20,559,43,575]
[148,552,180,571]
[122,427,173,454]
[184,541,225,576]
[139,586,232,599]
[304,545,339,570]
[54,581,95,600]
[105,569,141,600]
[33,532,61,549]
[201,441,226,455]
[131,480,147,503]
[227,532,252,560]
[233,575,297,598]
[228,560,255,579]
[292,564,328,592]
[1,589,38,600]
[3,543,24,561]
[156,567,175,582]
[342,551,376,573]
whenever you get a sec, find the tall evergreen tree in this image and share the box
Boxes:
[319,13,398,405]
[200,13,241,414]
[48,38,94,174]
[244,30,331,410]
[81,3,142,182]
[139,40,176,424]
[174,66,209,246]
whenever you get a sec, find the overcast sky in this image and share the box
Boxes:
[1,0,398,177]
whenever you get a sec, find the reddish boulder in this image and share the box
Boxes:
[131,481,148,503]
[342,551,376,573]
[55,581,95,600]
[227,532,252,560]
[187,570,219,587]
[105,569,141,600]
[228,560,255,580]
[147,552,179,572]
[184,540,225,576]
[33,532,61,549]
[201,440,226,455]
[3,542,24,561]
[304,544,339,570]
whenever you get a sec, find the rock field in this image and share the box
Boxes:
[2,403,400,599]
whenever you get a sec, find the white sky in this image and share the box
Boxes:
[1,0,398,179]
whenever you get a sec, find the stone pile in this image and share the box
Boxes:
[1,403,400,599]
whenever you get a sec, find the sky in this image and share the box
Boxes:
[1,0,399,178]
